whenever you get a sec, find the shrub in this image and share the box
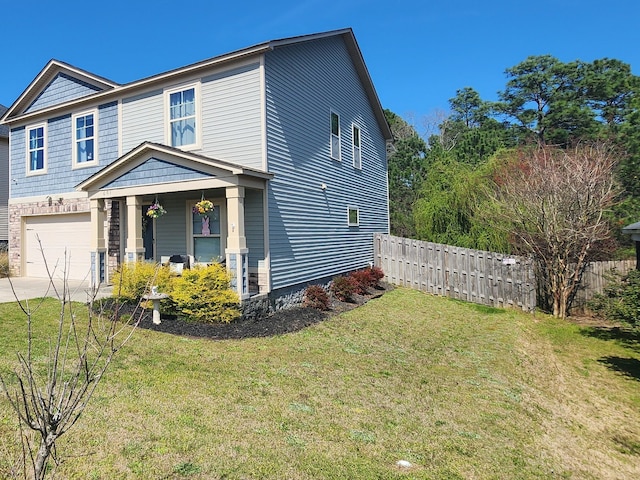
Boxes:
[304,285,330,310]
[112,261,173,301]
[588,269,640,327]
[330,275,357,302]
[171,263,240,323]
[0,251,8,278]
[348,266,385,295]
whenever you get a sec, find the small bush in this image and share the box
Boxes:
[588,269,640,327]
[330,275,357,302]
[304,285,330,310]
[171,263,240,323]
[112,261,173,301]
[348,266,385,295]
[0,251,8,278]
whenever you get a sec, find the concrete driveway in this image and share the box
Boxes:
[0,277,112,304]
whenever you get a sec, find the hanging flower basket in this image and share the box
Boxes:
[146,202,167,219]
[193,199,214,216]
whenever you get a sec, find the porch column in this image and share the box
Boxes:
[90,198,107,287]
[125,196,145,263]
[225,186,249,300]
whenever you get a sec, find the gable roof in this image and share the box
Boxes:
[1,28,391,140]
[76,142,273,196]
[1,60,119,121]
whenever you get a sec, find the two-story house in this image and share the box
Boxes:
[0,28,391,307]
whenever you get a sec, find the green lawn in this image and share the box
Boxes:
[0,288,639,479]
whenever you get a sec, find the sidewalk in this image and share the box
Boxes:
[0,277,112,304]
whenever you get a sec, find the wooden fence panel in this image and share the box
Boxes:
[572,259,636,311]
[374,234,537,312]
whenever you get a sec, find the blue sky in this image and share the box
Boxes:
[1,0,639,134]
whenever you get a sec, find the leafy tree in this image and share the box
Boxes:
[413,156,510,252]
[494,55,599,146]
[488,143,622,318]
[385,109,428,238]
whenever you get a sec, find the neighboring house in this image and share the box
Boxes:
[0,104,8,248]
[0,28,391,304]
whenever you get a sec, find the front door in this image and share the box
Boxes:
[142,205,154,260]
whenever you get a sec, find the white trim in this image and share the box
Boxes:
[330,109,341,161]
[25,122,47,176]
[164,82,201,151]
[348,206,359,227]
[71,108,99,169]
[352,123,362,170]
[259,55,268,171]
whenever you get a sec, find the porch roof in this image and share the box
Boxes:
[622,221,640,241]
[76,142,273,198]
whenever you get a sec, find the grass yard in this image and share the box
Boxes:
[0,288,639,479]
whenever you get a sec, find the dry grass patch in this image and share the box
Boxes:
[0,289,638,478]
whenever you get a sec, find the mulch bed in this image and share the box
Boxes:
[123,283,393,340]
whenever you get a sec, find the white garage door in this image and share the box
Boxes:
[25,214,92,280]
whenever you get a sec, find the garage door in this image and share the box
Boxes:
[25,214,91,280]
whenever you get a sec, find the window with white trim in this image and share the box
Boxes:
[167,85,198,148]
[352,124,361,169]
[348,206,359,226]
[330,111,341,160]
[190,202,224,263]
[27,123,46,174]
[72,110,97,167]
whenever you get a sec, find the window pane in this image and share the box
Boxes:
[194,237,221,262]
[348,208,359,225]
[171,118,196,146]
[77,139,94,162]
[30,150,44,170]
[331,112,339,136]
[353,126,360,146]
[192,206,220,234]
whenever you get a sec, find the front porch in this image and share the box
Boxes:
[76,142,273,300]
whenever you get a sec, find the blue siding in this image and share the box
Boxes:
[265,36,389,290]
[26,73,102,113]
[10,102,119,197]
[245,188,264,268]
[105,158,213,189]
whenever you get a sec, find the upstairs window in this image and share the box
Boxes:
[330,111,341,160]
[27,124,46,174]
[168,85,197,148]
[352,124,361,169]
[73,110,97,167]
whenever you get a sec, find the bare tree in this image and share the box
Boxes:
[0,240,147,479]
[490,142,622,318]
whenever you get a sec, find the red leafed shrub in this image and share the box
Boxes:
[349,269,373,295]
[303,284,330,311]
[368,266,385,283]
[330,275,357,302]
[349,266,385,294]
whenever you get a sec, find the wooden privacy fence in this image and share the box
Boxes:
[374,234,537,312]
[572,259,636,311]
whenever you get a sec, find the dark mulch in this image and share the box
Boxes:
[112,283,393,341]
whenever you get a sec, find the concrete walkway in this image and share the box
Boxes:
[0,277,113,304]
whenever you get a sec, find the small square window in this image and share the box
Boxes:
[348,206,359,226]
